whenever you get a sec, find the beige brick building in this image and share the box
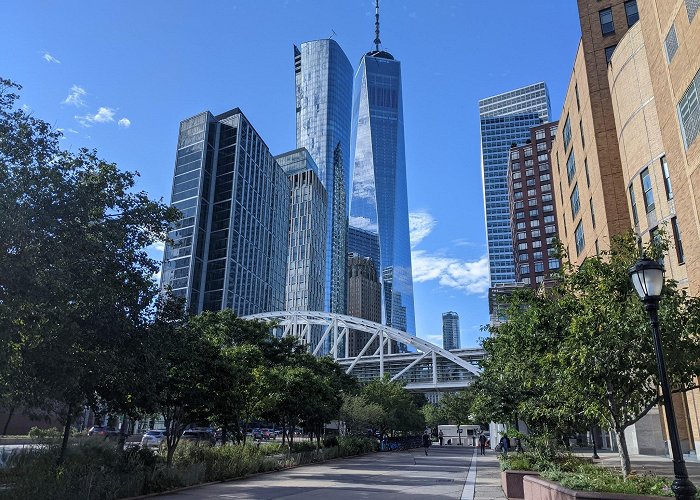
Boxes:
[552,0,700,454]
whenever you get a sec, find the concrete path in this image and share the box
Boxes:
[473,450,506,500]
[158,445,474,500]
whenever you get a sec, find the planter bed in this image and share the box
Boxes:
[502,469,540,499]
[523,475,669,500]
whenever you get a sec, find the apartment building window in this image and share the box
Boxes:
[566,151,577,183]
[665,24,679,63]
[542,193,552,202]
[536,129,546,140]
[550,125,558,137]
[687,0,699,22]
[624,1,639,26]
[540,173,551,182]
[590,198,596,228]
[671,217,685,264]
[526,168,534,177]
[516,211,525,219]
[678,68,700,149]
[579,119,585,148]
[522,277,531,285]
[570,184,580,218]
[575,221,585,255]
[525,159,534,167]
[534,262,544,273]
[549,258,560,270]
[520,264,530,276]
[545,225,556,235]
[600,8,615,35]
[517,232,527,241]
[528,189,537,197]
[527,178,536,187]
[539,162,549,172]
[543,204,554,213]
[533,251,543,260]
[515,191,523,200]
[542,183,551,192]
[529,209,539,218]
[544,215,555,224]
[511,150,520,160]
[629,184,639,225]
[518,242,528,251]
[513,171,521,179]
[530,219,540,228]
[513,181,522,189]
[516,222,526,230]
[532,229,541,238]
[584,158,590,187]
[575,84,580,111]
[640,167,655,213]
[515,201,524,209]
[537,142,547,152]
[563,115,572,150]
[528,198,538,207]
[532,240,542,249]
[519,254,529,262]
[652,159,672,207]
[524,147,532,158]
[605,45,617,64]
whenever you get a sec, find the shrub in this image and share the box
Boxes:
[542,464,674,497]
[323,435,339,448]
[338,436,378,456]
[27,426,63,445]
[173,443,278,482]
[289,441,317,453]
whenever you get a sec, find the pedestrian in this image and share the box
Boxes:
[499,433,510,455]
[478,433,488,455]
[438,429,444,447]
[515,437,523,453]
[422,431,431,456]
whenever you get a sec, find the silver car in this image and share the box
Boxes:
[140,430,166,450]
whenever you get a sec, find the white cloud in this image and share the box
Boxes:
[412,251,490,295]
[21,104,31,112]
[75,107,115,127]
[409,211,436,248]
[149,241,165,253]
[420,334,444,348]
[68,128,79,134]
[62,85,87,107]
[42,52,61,64]
[349,215,378,233]
[118,117,131,128]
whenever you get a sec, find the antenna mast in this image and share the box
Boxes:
[374,0,381,51]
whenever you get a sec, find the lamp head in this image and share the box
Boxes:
[629,257,665,302]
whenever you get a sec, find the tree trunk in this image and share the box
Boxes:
[117,414,129,451]
[282,423,286,445]
[2,407,15,435]
[614,428,632,478]
[221,419,228,446]
[58,404,73,465]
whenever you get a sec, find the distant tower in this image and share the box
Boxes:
[442,312,460,350]
[346,253,382,356]
[349,0,415,334]
[294,39,353,315]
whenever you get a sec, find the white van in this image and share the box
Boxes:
[437,424,483,445]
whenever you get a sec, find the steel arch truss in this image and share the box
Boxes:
[243,311,482,391]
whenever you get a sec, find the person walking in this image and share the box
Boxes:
[422,431,431,456]
[499,433,510,456]
[478,433,488,455]
[438,430,444,447]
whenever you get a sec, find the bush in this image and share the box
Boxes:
[289,441,317,453]
[338,436,378,456]
[173,443,278,482]
[542,463,674,497]
[323,435,339,448]
[27,426,63,444]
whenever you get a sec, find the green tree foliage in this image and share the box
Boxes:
[340,394,386,435]
[476,234,700,477]
[0,78,177,462]
[361,376,425,437]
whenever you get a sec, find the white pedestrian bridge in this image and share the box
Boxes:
[243,311,485,400]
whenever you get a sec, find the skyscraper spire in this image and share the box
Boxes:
[374,0,381,51]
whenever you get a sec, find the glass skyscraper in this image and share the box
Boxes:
[161,108,289,316]
[348,225,380,279]
[442,311,460,351]
[349,46,415,335]
[479,83,551,285]
[275,148,327,313]
[294,39,353,315]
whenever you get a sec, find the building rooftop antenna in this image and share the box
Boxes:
[374,0,381,51]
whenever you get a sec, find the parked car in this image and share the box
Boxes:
[251,428,263,440]
[140,430,166,450]
[88,426,120,440]
[181,429,215,446]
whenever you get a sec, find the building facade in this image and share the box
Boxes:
[507,122,562,285]
[348,225,381,279]
[346,253,382,357]
[479,83,551,286]
[161,109,289,316]
[442,311,460,350]
[605,0,700,455]
[275,148,328,313]
[551,0,639,264]
[295,39,353,315]
[349,46,416,335]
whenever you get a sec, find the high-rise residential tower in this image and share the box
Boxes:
[275,148,327,313]
[507,122,561,286]
[349,3,416,335]
[479,83,551,286]
[346,253,382,356]
[442,311,460,351]
[161,109,289,316]
[294,39,353,315]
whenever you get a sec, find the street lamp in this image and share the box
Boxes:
[629,257,696,500]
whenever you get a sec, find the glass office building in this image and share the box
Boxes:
[295,39,353,315]
[349,48,415,335]
[442,311,460,351]
[479,83,551,285]
[348,225,380,279]
[161,108,289,316]
[274,148,327,313]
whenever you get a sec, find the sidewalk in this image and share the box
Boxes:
[156,445,473,499]
[472,449,506,500]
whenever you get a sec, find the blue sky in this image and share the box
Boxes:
[2,1,581,348]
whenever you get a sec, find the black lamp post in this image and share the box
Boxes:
[629,257,696,500]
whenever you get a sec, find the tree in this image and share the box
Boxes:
[440,390,476,445]
[0,79,177,463]
[340,394,386,436]
[361,376,425,437]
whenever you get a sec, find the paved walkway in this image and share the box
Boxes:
[158,445,497,500]
[473,450,506,500]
